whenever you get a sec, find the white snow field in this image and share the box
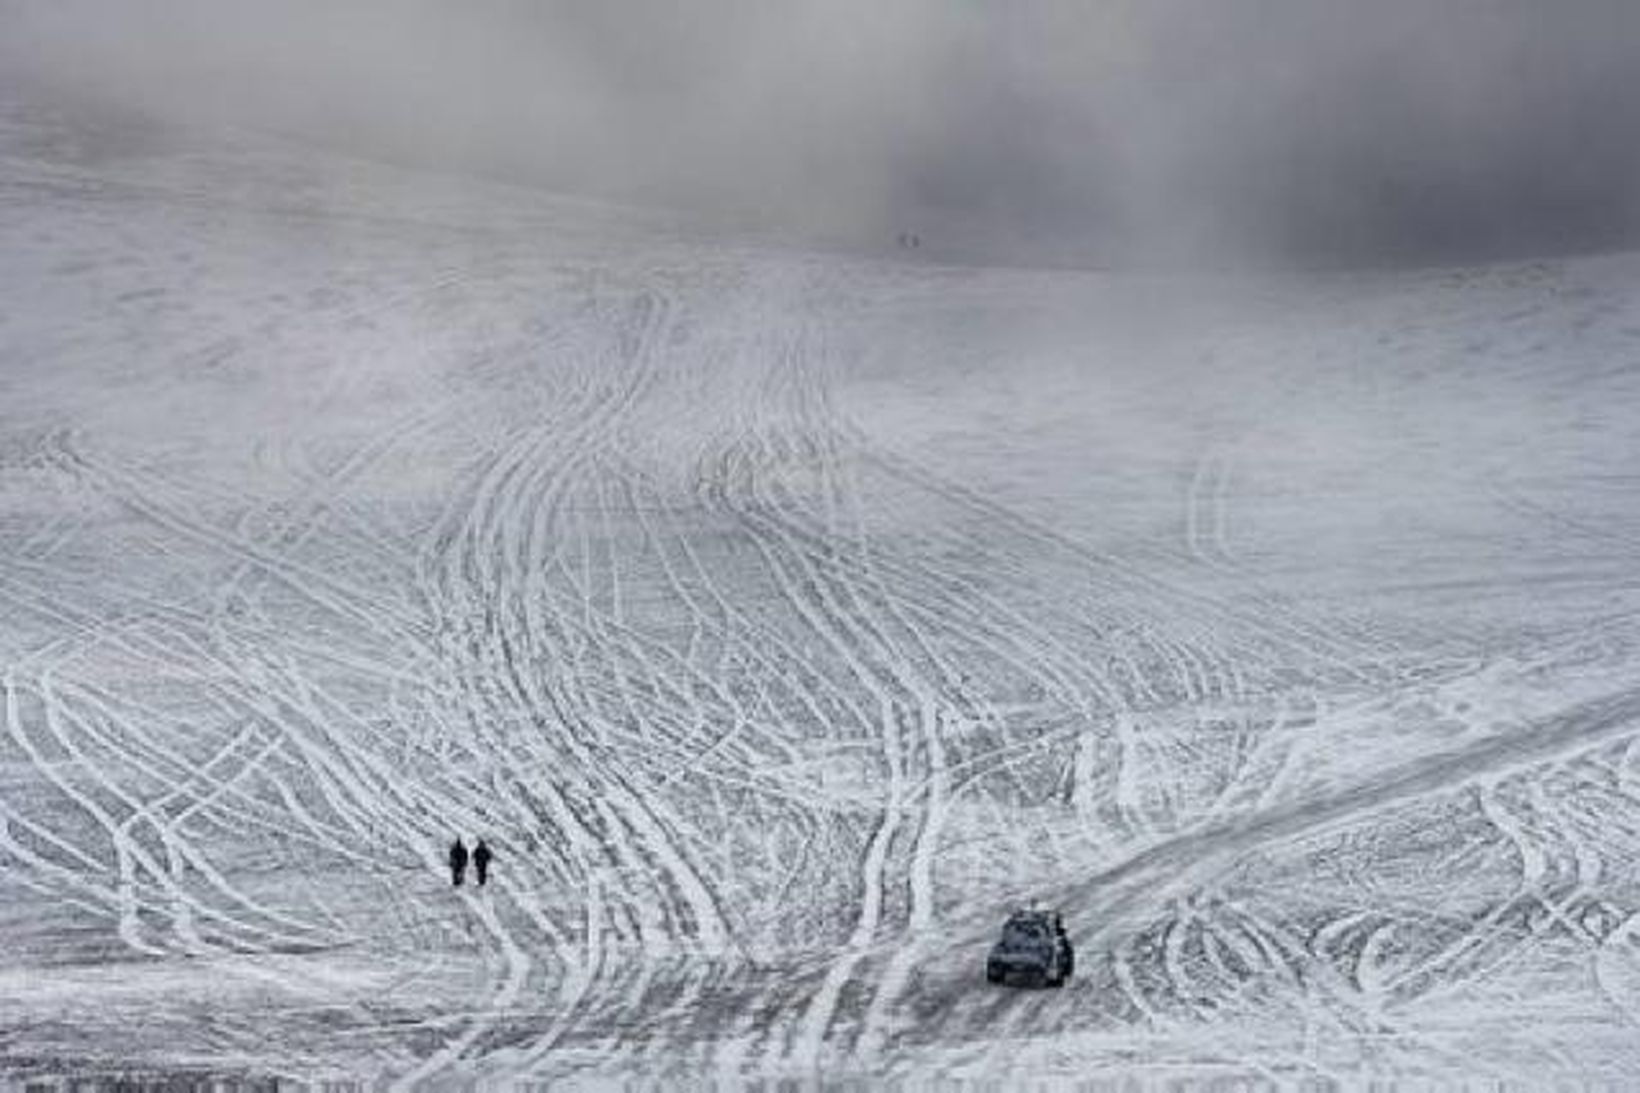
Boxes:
[5,90,1640,1089]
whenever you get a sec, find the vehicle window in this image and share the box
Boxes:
[1001,921,1047,948]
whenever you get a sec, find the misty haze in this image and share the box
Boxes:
[3,1,1640,1087]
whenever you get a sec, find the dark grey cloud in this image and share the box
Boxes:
[4,0,1638,267]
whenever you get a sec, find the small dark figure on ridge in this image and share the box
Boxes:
[449,837,468,887]
[473,839,493,887]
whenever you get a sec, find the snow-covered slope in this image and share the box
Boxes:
[5,89,1640,1087]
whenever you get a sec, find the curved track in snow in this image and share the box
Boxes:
[6,99,1640,1086]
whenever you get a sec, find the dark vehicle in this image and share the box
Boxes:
[986,908,1074,987]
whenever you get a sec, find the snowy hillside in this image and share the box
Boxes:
[5,90,1640,1087]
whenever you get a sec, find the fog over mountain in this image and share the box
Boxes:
[9,3,1640,1087]
[4,0,1638,266]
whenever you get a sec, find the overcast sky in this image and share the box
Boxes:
[5,0,1640,266]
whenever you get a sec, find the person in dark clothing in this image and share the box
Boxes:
[473,840,493,887]
[448,837,468,886]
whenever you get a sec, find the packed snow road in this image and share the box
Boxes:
[5,95,1640,1086]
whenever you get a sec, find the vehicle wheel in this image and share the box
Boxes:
[986,967,1002,985]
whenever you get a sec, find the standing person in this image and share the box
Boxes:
[473,839,493,887]
[448,837,468,887]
